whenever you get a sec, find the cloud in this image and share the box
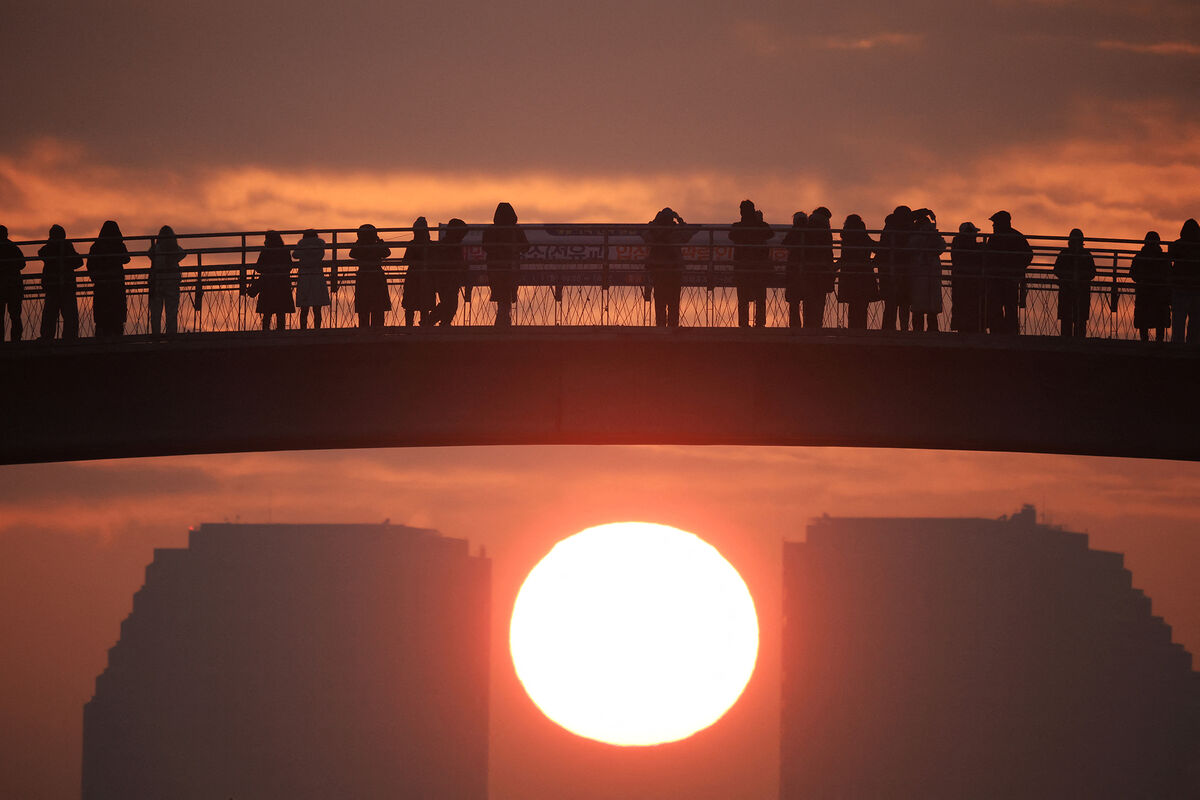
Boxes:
[1096,39,1200,56]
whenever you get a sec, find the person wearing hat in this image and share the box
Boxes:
[0,225,27,342]
[1052,228,1096,338]
[950,222,985,333]
[641,207,697,327]
[983,210,1032,334]
[799,207,835,329]
[729,200,774,328]
[348,224,392,328]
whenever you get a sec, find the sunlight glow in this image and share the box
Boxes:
[509,522,759,746]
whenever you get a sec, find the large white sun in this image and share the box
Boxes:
[509,522,759,746]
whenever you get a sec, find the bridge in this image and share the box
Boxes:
[3,224,1197,464]
[3,327,1198,464]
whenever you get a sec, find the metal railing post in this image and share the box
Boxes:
[602,228,610,327]
[240,234,247,332]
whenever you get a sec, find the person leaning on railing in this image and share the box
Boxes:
[835,214,878,331]
[729,199,773,328]
[1052,228,1096,338]
[253,231,295,332]
[782,211,808,328]
[950,222,984,333]
[481,202,530,328]
[1130,231,1170,343]
[401,217,435,328]
[1169,218,1200,344]
[908,209,945,333]
[878,206,914,331]
[641,207,696,328]
[0,225,26,342]
[429,218,469,326]
[347,224,391,329]
[292,228,330,331]
[800,207,835,330]
[86,220,130,338]
[147,226,186,337]
[38,225,84,341]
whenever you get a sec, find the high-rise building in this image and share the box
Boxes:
[82,523,490,800]
[781,506,1199,799]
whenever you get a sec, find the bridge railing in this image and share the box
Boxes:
[3,224,1171,340]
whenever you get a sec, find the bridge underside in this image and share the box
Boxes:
[2,329,1197,464]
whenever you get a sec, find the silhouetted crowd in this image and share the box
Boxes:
[2,204,1199,343]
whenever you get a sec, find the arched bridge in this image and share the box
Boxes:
[3,328,1198,464]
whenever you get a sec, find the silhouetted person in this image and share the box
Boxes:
[147,226,186,336]
[481,202,529,327]
[800,207,835,329]
[984,210,1032,334]
[38,225,84,340]
[1130,231,1171,342]
[782,211,808,327]
[86,220,130,338]
[950,222,985,333]
[641,207,696,327]
[1053,228,1096,338]
[292,228,330,330]
[729,200,773,327]
[253,230,294,331]
[1169,218,1200,344]
[908,209,945,332]
[348,224,392,328]
[835,214,877,330]
[430,218,469,326]
[0,225,26,342]
[401,217,435,327]
[878,205,914,330]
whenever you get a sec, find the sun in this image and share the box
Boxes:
[509,522,759,746]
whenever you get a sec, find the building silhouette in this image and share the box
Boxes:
[82,523,490,799]
[781,506,1199,799]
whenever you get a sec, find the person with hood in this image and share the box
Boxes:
[878,205,914,331]
[0,225,26,342]
[729,199,774,327]
[983,210,1032,334]
[782,211,808,327]
[836,214,877,330]
[253,230,294,331]
[1169,218,1200,344]
[430,218,469,326]
[908,209,945,332]
[1053,228,1096,338]
[641,207,697,327]
[799,207,835,329]
[292,228,330,330]
[1130,231,1171,342]
[950,222,985,333]
[481,202,530,327]
[348,224,392,328]
[147,225,186,336]
[401,217,435,327]
[86,220,131,337]
[38,225,84,340]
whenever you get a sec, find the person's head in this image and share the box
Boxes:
[302,228,318,239]
[48,224,65,240]
[989,210,1012,231]
[653,207,676,226]
[811,206,832,223]
[1182,218,1200,241]
[0,225,7,240]
[843,214,865,231]
[791,211,808,228]
[959,222,979,235]
[412,216,430,242]
[99,220,122,239]
[356,224,378,243]
[157,225,178,246]
[739,199,756,220]
[912,209,935,230]
[264,230,284,248]
[1144,231,1161,247]
[493,202,517,226]
[892,205,912,218]
[442,218,468,244]
[1068,228,1084,249]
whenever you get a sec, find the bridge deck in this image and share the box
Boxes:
[2,329,1197,464]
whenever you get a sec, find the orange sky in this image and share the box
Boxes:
[2,1,1198,797]
[2,446,1199,799]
